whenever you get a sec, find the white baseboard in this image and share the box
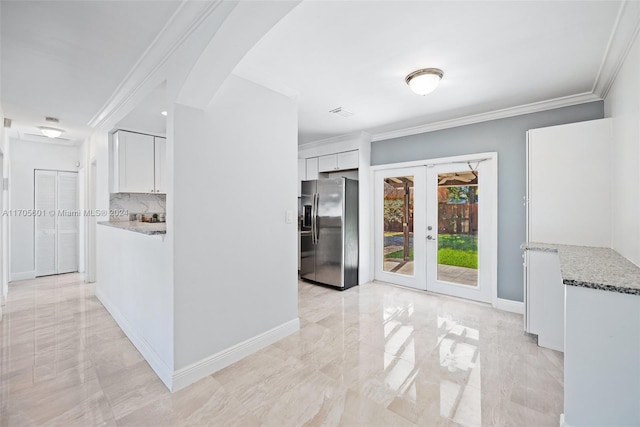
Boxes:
[171,317,300,392]
[10,271,36,282]
[95,286,173,390]
[494,297,524,314]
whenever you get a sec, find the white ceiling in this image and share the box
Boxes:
[233,1,624,144]
[0,0,179,144]
[115,82,167,136]
[0,1,631,147]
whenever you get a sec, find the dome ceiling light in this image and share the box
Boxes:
[405,68,444,96]
[39,126,64,138]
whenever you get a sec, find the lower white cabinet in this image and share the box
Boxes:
[564,285,640,426]
[524,249,564,352]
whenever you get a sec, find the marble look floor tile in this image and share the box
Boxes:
[1,275,565,426]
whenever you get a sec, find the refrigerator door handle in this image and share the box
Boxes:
[314,193,319,244]
[312,193,317,245]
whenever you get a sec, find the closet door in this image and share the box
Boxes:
[35,170,79,277]
[57,172,78,274]
[35,170,57,276]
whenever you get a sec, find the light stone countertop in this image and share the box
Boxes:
[522,242,640,296]
[98,220,166,235]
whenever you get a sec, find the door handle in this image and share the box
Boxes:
[427,235,434,240]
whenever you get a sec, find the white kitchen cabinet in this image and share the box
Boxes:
[337,150,359,170]
[565,285,640,426]
[305,157,319,180]
[318,150,359,172]
[113,130,165,194]
[297,158,305,196]
[524,248,564,351]
[113,130,155,193]
[526,119,611,246]
[154,137,167,194]
[318,154,337,172]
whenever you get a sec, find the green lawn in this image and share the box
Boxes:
[384,234,478,269]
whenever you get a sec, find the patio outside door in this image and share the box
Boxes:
[425,161,493,302]
[375,157,496,303]
[374,167,426,289]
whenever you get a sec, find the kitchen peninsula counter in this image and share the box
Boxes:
[98,220,166,236]
[521,242,640,426]
[522,242,640,295]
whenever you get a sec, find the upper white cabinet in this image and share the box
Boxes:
[318,150,359,172]
[154,137,167,194]
[337,150,359,170]
[113,130,166,194]
[526,119,611,246]
[297,158,306,196]
[318,154,337,172]
[305,157,319,180]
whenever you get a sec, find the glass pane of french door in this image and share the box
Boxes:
[426,160,494,303]
[436,171,479,287]
[375,167,426,290]
[383,176,414,276]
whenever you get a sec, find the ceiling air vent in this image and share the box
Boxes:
[329,107,354,118]
[45,117,59,123]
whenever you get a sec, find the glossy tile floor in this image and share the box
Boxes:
[0,274,564,426]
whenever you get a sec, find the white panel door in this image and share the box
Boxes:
[57,172,78,274]
[35,170,79,277]
[35,170,57,276]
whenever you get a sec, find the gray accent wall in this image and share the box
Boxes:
[371,101,604,302]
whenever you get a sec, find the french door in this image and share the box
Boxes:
[374,167,426,289]
[375,158,496,303]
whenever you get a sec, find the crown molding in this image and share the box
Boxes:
[371,92,601,142]
[299,130,372,151]
[87,0,227,130]
[592,0,640,99]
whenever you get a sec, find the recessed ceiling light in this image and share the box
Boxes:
[39,126,64,138]
[405,68,444,96]
[161,111,167,116]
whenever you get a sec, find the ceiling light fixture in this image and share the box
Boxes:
[161,111,167,116]
[39,126,64,138]
[405,68,444,96]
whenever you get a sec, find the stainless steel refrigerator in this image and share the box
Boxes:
[300,178,358,289]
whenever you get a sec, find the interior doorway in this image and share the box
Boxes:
[374,154,497,303]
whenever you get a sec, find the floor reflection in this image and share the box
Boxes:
[1,275,564,426]
[437,315,481,425]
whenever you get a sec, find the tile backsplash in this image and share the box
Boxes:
[110,193,166,221]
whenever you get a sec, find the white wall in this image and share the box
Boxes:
[605,30,640,266]
[9,140,79,280]
[0,108,8,301]
[172,74,299,371]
